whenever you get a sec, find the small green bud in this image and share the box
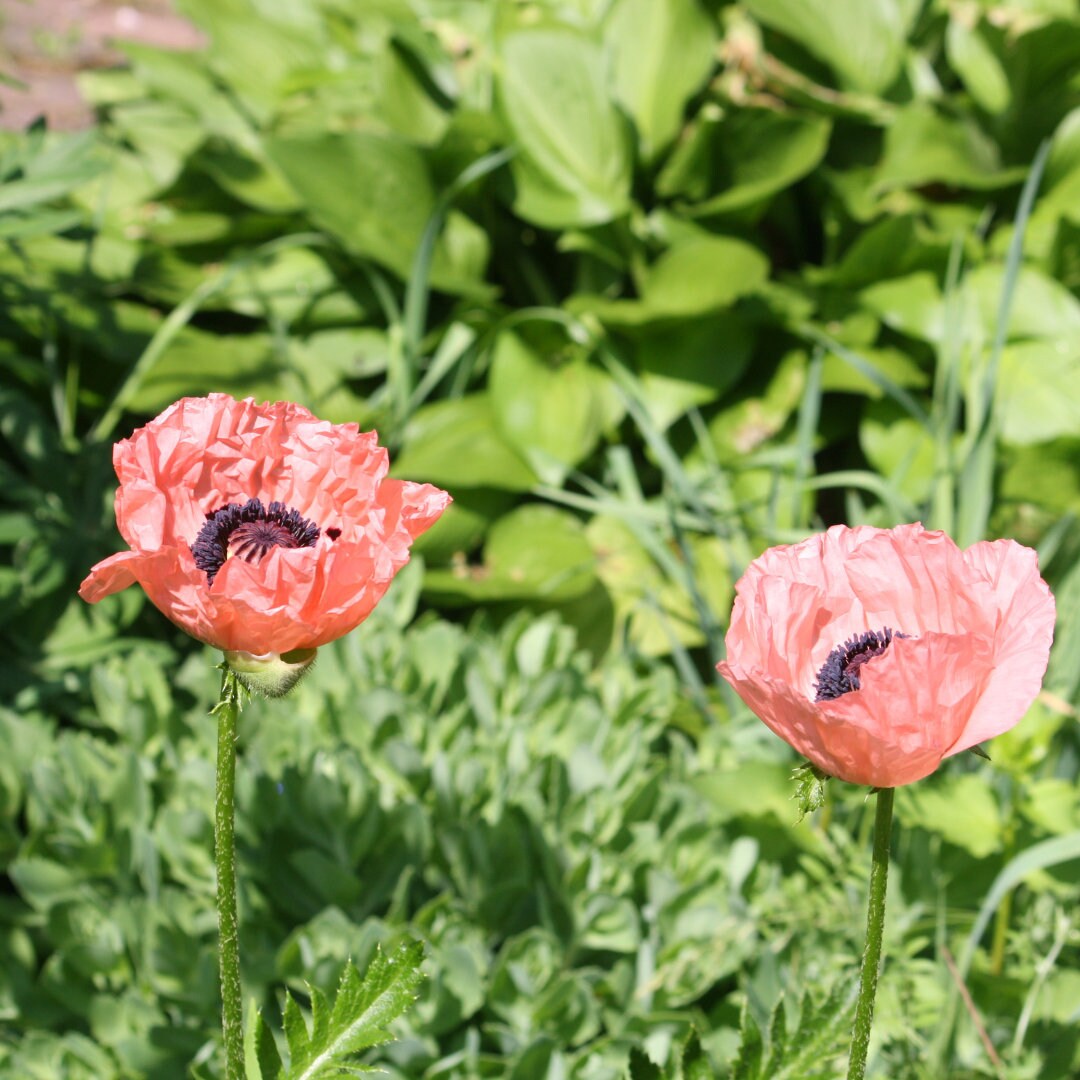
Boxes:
[223,648,317,697]
[791,760,830,822]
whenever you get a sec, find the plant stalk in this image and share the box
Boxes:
[214,670,245,1079]
[847,786,895,1080]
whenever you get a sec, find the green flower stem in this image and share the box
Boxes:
[847,786,895,1080]
[214,670,245,1079]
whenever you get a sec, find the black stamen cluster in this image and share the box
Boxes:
[191,498,320,584]
[814,627,903,702]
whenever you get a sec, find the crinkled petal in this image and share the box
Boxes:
[112,394,389,549]
[82,394,451,656]
[720,669,945,787]
[718,523,1055,787]
[81,545,227,648]
[79,550,141,602]
[373,479,453,550]
[947,539,1055,752]
[206,539,400,654]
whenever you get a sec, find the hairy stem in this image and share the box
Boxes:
[214,670,245,1078]
[847,787,895,1080]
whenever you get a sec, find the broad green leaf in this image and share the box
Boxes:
[586,515,717,655]
[643,237,769,316]
[693,761,802,827]
[996,339,1080,445]
[859,272,946,343]
[873,105,1021,193]
[264,132,488,291]
[119,42,255,144]
[196,143,303,213]
[122,329,299,414]
[707,350,806,463]
[1035,105,1080,225]
[174,0,327,123]
[965,263,1080,342]
[575,235,769,327]
[1020,778,1080,837]
[860,400,937,504]
[376,39,452,145]
[408,488,515,564]
[659,111,831,219]
[822,216,952,290]
[0,130,108,214]
[637,312,755,430]
[998,440,1080,522]
[946,17,1010,115]
[488,330,620,485]
[496,29,632,228]
[105,100,205,192]
[605,0,717,160]
[394,394,537,491]
[744,0,919,94]
[820,346,928,399]
[895,774,1003,859]
[423,504,596,604]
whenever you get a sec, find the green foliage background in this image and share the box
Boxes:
[2,0,1080,1076]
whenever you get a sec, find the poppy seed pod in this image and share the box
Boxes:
[80,394,450,659]
[717,524,1055,788]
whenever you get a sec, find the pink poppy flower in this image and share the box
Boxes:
[717,524,1055,787]
[80,394,450,662]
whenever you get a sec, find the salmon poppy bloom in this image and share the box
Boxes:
[717,524,1055,788]
[80,394,450,662]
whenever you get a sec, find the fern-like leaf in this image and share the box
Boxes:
[626,1028,713,1079]
[258,940,424,1080]
[730,982,854,1080]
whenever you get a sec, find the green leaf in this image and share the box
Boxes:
[895,774,1004,859]
[586,516,710,656]
[636,312,755,430]
[859,272,946,343]
[966,263,1080,342]
[707,349,806,463]
[196,142,303,214]
[394,395,538,492]
[997,339,1080,445]
[946,16,1010,116]
[279,942,424,1080]
[264,132,487,291]
[605,0,717,160]
[252,1007,285,1079]
[423,504,596,604]
[790,763,829,824]
[730,985,852,1079]
[659,111,832,218]
[743,0,919,94]
[496,29,632,228]
[873,105,1021,193]
[820,346,928,399]
[488,330,620,485]
[628,1046,662,1079]
[0,129,108,214]
[859,400,937,505]
[575,235,769,327]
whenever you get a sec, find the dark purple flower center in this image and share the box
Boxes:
[814,627,906,702]
[191,498,320,584]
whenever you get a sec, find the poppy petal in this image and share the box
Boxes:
[81,394,451,657]
[718,523,1055,787]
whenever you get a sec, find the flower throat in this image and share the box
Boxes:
[814,628,905,702]
[192,498,320,584]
